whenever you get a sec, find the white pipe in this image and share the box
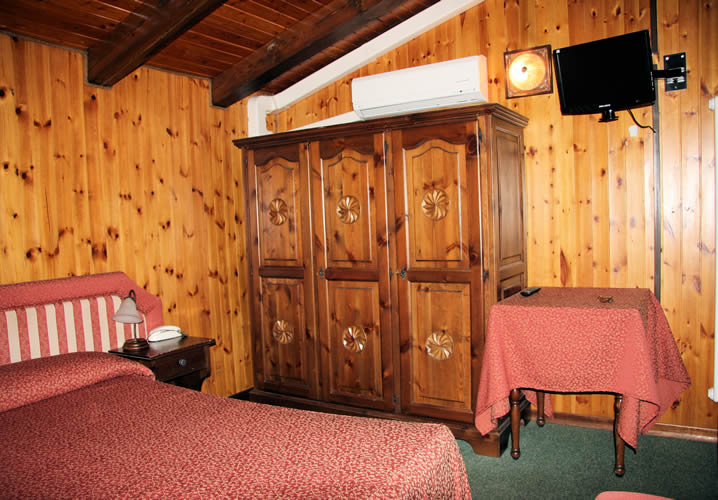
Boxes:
[246,95,276,137]
[247,0,483,136]
[710,96,718,403]
[291,111,362,131]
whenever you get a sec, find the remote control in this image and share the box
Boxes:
[520,287,541,297]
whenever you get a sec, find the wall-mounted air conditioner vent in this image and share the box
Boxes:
[351,55,488,119]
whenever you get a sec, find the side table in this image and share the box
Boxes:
[109,336,216,391]
[474,287,691,476]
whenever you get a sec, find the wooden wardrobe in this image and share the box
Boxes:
[234,103,528,456]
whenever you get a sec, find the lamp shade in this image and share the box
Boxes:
[113,290,143,324]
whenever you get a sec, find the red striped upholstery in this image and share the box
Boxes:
[0,273,162,365]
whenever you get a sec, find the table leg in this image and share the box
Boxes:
[510,388,521,459]
[536,391,545,426]
[614,394,626,476]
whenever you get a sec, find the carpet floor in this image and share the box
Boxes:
[458,423,717,500]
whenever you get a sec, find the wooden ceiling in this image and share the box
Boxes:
[0,0,440,107]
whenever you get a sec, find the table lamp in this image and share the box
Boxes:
[113,289,149,351]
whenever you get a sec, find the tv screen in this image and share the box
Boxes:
[553,30,655,122]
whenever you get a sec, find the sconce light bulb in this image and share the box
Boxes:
[508,53,547,91]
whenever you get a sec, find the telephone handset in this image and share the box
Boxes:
[148,325,185,342]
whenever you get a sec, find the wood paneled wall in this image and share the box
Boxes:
[0,34,252,397]
[273,0,717,432]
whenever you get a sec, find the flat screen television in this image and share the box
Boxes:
[553,30,655,122]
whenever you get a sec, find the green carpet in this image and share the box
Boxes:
[458,423,717,500]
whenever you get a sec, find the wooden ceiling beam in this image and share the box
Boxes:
[211,0,438,108]
[87,0,227,87]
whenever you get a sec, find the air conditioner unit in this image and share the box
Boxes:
[352,55,488,119]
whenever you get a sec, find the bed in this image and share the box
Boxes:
[0,273,470,499]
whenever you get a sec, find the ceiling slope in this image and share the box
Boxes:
[87,0,228,87]
[211,0,440,107]
[0,0,440,107]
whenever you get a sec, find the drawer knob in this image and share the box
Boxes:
[178,358,188,367]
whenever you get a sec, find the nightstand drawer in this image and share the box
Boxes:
[152,347,208,381]
[109,336,216,391]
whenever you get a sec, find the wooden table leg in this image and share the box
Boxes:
[614,394,626,476]
[536,391,545,426]
[510,388,521,459]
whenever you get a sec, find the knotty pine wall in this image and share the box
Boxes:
[273,0,717,433]
[0,33,252,397]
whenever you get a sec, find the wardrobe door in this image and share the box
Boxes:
[246,144,319,398]
[392,121,483,423]
[487,117,527,301]
[310,134,394,410]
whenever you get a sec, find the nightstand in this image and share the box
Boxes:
[109,336,216,391]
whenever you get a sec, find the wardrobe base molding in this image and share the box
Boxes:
[249,388,530,457]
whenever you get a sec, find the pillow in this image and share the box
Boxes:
[0,351,154,413]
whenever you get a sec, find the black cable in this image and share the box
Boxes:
[627,107,657,133]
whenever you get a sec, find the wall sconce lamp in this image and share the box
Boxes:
[113,289,149,352]
[504,45,553,98]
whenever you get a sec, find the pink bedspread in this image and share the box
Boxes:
[1,353,470,499]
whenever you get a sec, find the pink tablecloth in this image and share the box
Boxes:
[474,287,690,448]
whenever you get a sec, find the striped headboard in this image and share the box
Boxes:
[0,272,162,365]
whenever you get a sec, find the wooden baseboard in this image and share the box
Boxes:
[533,410,718,444]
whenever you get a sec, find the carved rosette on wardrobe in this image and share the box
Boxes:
[272,319,294,344]
[268,198,288,226]
[421,189,450,221]
[336,195,360,224]
[342,325,368,353]
[425,331,454,360]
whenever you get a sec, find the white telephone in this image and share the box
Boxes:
[148,325,185,342]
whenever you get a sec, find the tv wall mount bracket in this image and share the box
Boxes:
[653,52,687,91]
[600,53,686,123]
